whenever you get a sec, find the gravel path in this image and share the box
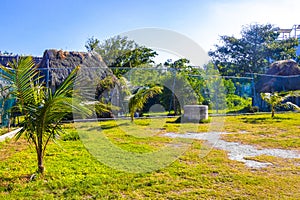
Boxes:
[164,132,300,168]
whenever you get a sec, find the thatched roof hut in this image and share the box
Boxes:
[253,59,300,110]
[38,49,123,118]
[38,49,114,90]
[255,59,300,93]
[0,55,42,67]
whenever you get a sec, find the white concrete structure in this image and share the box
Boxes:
[183,105,208,122]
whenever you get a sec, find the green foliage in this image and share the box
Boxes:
[111,46,157,78]
[159,59,204,113]
[260,91,300,118]
[164,58,190,71]
[159,72,198,115]
[202,64,227,112]
[237,105,259,113]
[89,35,138,67]
[114,47,158,68]
[85,35,157,77]
[226,94,251,110]
[209,23,299,76]
[185,75,206,105]
[85,36,99,52]
[172,59,207,105]
[0,57,91,174]
[128,86,163,121]
[94,76,122,117]
[61,130,80,141]
[223,79,236,95]
[126,65,161,86]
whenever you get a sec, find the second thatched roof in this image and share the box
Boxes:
[255,59,300,93]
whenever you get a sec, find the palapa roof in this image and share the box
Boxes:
[255,59,300,93]
[38,49,114,89]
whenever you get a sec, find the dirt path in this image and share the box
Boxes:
[164,132,300,168]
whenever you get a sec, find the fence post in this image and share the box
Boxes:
[169,68,176,114]
[46,54,50,88]
[251,73,256,107]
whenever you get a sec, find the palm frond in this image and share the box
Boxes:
[0,57,96,173]
[128,85,163,119]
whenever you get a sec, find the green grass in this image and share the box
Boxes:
[222,112,300,150]
[0,113,300,199]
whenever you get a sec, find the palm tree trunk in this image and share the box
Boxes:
[37,132,44,174]
[37,149,44,174]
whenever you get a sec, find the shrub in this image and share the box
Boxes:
[226,94,251,110]
[242,105,259,113]
[62,131,80,141]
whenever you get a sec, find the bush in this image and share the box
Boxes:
[243,105,259,113]
[226,95,251,110]
[61,131,80,141]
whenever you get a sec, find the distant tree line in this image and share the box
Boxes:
[208,23,300,76]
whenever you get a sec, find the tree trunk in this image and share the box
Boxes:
[37,148,45,174]
[271,106,275,118]
[37,131,44,174]
[173,96,177,115]
[8,117,11,132]
[130,112,134,122]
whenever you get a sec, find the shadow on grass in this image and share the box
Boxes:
[166,117,181,124]
[100,122,131,130]
[166,116,211,124]
[241,116,292,124]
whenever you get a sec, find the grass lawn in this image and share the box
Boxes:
[0,112,299,199]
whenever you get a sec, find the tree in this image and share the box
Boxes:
[202,63,227,113]
[162,58,203,113]
[261,91,300,118]
[113,47,157,68]
[0,57,90,174]
[209,23,299,76]
[128,86,162,121]
[159,71,198,115]
[89,35,137,67]
[164,58,190,72]
[85,36,157,77]
[85,36,99,52]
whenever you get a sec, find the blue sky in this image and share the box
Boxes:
[1,0,299,60]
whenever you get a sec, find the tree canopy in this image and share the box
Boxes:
[209,23,299,76]
[85,35,157,77]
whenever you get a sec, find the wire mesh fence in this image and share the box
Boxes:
[1,56,300,126]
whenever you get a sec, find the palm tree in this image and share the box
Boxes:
[261,91,300,118]
[128,86,162,121]
[0,57,90,174]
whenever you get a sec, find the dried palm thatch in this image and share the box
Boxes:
[255,59,300,93]
[38,50,122,118]
[38,49,114,90]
